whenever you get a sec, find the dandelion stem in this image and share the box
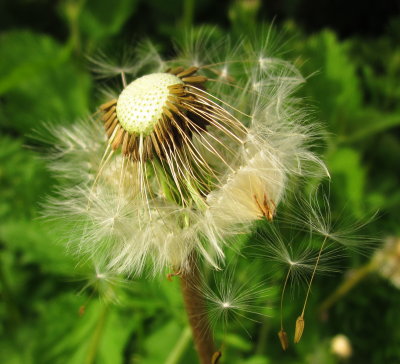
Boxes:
[180,253,215,364]
[181,0,195,29]
[301,236,328,317]
[319,260,377,314]
[165,326,192,364]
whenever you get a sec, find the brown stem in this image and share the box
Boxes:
[180,253,215,364]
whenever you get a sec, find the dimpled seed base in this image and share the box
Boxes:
[116,73,184,136]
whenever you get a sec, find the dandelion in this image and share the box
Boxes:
[44,30,324,277]
[42,28,327,362]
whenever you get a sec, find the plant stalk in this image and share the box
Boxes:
[165,326,192,364]
[319,260,377,314]
[180,253,215,364]
[84,303,109,364]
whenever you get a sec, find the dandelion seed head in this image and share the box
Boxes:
[116,73,183,135]
[42,28,329,276]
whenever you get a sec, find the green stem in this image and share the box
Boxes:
[181,0,195,29]
[165,326,192,364]
[64,0,87,55]
[338,113,400,144]
[255,317,270,355]
[84,303,110,364]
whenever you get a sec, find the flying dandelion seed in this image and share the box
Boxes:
[252,222,341,348]
[255,223,341,286]
[72,261,131,306]
[270,188,378,344]
[200,267,272,335]
[283,188,377,252]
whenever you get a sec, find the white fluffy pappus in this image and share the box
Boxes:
[42,28,327,276]
[199,267,272,334]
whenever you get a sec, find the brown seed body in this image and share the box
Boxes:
[278,330,289,351]
[294,316,305,343]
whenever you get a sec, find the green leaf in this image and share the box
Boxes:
[327,148,366,217]
[0,220,76,275]
[79,0,138,41]
[0,31,91,134]
[41,297,105,364]
[338,110,400,143]
[240,356,270,364]
[0,136,49,219]
[142,321,188,364]
[299,30,362,133]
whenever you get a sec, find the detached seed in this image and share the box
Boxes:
[294,315,305,343]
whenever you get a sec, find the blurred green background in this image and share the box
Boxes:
[1,0,400,363]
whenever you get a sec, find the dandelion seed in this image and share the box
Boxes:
[283,188,377,341]
[251,199,351,345]
[200,267,271,335]
[75,262,129,304]
[255,225,340,287]
[284,188,377,251]
[294,315,305,343]
[278,329,289,351]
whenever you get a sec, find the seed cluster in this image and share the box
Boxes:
[99,66,209,161]
[116,73,184,136]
